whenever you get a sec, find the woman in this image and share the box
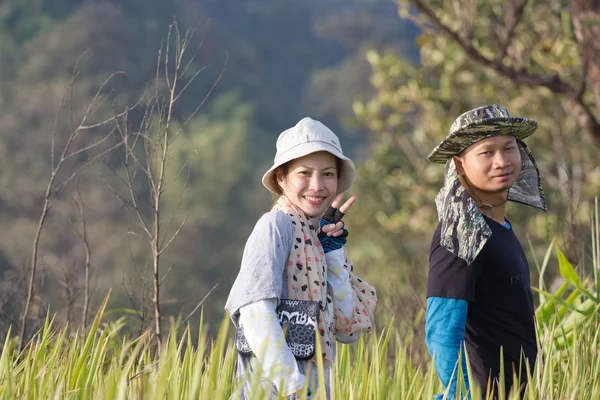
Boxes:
[225,117,377,399]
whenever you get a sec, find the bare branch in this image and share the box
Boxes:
[159,264,176,286]
[174,52,228,138]
[59,261,78,333]
[19,197,51,349]
[65,131,114,160]
[176,284,219,329]
[99,172,148,229]
[180,21,210,79]
[123,271,149,335]
[76,71,125,130]
[172,65,211,103]
[165,24,174,93]
[52,138,124,198]
[116,120,153,178]
[74,186,92,337]
[159,212,189,256]
[68,70,80,161]
[102,162,154,240]
[79,103,138,131]
[102,163,149,209]
[162,153,193,239]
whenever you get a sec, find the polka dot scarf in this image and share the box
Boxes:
[274,196,377,366]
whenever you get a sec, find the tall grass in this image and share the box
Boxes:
[0,201,598,399]
[1,304,599,399]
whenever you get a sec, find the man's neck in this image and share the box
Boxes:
[477,203,506,225]
[461,179,508,224]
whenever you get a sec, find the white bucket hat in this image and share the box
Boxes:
[262,117,357,195]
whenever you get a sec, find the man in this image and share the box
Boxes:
[425,105,547,399]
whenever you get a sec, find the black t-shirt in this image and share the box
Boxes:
[427,216,537,396]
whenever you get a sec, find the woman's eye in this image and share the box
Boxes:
[324,172,335,177]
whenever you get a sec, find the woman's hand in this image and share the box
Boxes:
[318,194,356,252]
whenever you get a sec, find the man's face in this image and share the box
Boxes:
[454,135,521,193]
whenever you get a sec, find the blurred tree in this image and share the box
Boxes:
[302,0,421,150]
[401,0,600,149]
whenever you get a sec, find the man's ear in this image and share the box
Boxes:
[453,156,465,175]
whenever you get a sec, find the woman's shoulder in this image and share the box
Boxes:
[247,209,294,247]
[254,209,293,234]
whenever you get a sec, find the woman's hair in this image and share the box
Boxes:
[271,163,290,197]
[272,156,342,199]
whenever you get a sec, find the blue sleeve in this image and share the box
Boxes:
[425,297,470,399]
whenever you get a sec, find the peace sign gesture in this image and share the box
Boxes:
[317,194,356,253]
[319,194,356,238]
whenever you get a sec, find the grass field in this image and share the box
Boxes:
[1,207,598,399]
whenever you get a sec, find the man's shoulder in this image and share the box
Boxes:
[430,220,443,244]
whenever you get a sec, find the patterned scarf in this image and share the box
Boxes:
[274,196,377,367]
[435,140,547,265]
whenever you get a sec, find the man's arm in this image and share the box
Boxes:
[425,297,470,399]
[426,224,475,399]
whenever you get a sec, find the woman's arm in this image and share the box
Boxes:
[325,249,354,315]
[239,299,305,396]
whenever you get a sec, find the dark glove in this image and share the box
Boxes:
[317,204,348,253]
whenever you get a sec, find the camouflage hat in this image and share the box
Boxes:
[428,104,538,163]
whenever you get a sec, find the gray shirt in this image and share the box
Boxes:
[225,210,292,322]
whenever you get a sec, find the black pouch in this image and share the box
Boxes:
[235,299,320,360]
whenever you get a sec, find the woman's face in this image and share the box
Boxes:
[277,151,338,217]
